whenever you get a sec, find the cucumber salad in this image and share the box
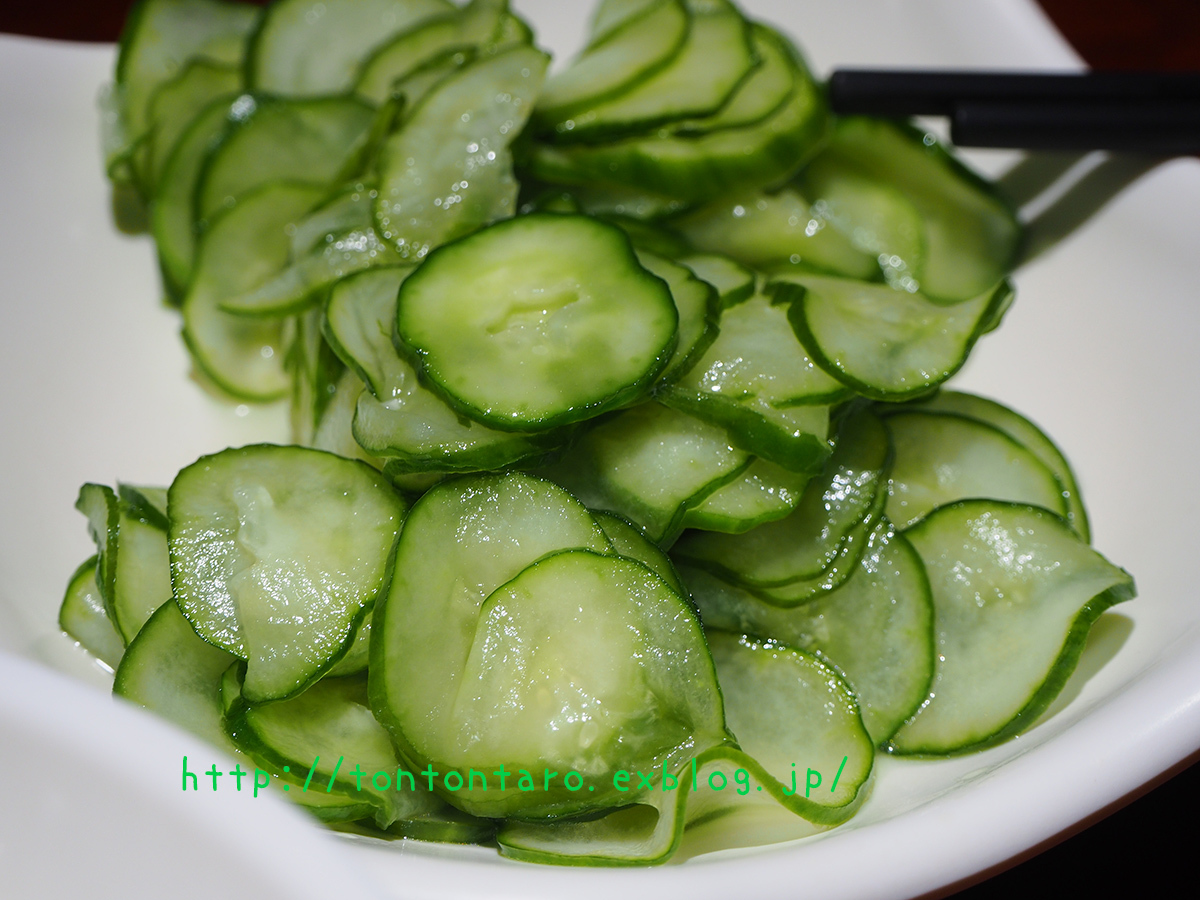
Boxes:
[61,0,1136,866]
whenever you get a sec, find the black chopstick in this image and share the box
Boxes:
[828,70,1200,153]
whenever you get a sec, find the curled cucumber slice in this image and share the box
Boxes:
[59,556,124,671]
[169,444,406,702]
[890,501,1135,755]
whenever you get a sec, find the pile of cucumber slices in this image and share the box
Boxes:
[63,0,1135,865]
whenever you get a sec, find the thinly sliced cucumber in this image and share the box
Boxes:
[672,407,890,587]
[670,23,794,135]
[884,410,1068,531]
[322,266,566,472]
[59,556,125,670]
[151,95,238,298]
[374,45,548,261]
[196,96,374,225]
[401,549,727,819]
[286,308,345,447]
[752,515,881,606]
[182,182,324,401]
[602,214,691,257]
[355,0,510,104]
[311,370,384,468]
[589,0,662,44]
[673,186,877,278]
[636,250,719,385]
[524,58,826,203]
[76,483,120,614]
[114,0,259,168]
[677,253,754,309]
[660,288,848,413]
[684,522,934,744]
[325,614,371,677]
[777,274,1013,401]
[551,0,755,143]
[227,670,476,829]
[396,215,677,431]
[142,60,241,193]
[534,0,688,127]
[890,501,1135,755]
[798,158,926,292]
[540,402,753,545]
[909,391,1090,541]
[706,631,873,822]
[372,474,627,815]
[801,118,1022,303]
[248,0,453,96]
[123,485,170,522]
[110,486,174,644]
[592,511,687,596]
[169,444,406,702]
[681,457,809,534]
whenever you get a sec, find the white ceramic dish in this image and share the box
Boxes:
[2,2,1200,898]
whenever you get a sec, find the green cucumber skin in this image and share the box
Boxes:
[889,500,1135,757]
[781,278,1013,402]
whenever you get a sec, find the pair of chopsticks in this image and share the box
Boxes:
[828,70,1200,153]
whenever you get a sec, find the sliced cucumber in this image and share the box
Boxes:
[374,45,548,261]
[59,556,125,670]
[672,185,877,278]
[883,410,1068,531]
[539,402,753,545]
[169,444,406,702]
[672,407,890,588]
[684,521,934,744]
[680,457,809,534]
[776,274,1014,401]
[535,0,687,126]
[592,511,686,597]
[395,215,677,431]
[286,307,345,447]
[249,0,453,96]
[636,250,719,385]
[110,487,174,644]
[182,182,324,401]
[890,501,1135,755]
[311,370,383,467]
[909,390,1090,541]
[196,95,374,225]
[677,253,754,309]
[798,118,1022,303]
[142,59,241,193]
[76,483,120,614]
[549,0,755,143]
[355,0,510,104]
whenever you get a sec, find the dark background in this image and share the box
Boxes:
[2,1,1197,898]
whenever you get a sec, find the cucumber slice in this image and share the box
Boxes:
[890,501,1135,755]
[110,488,174,644]
[325,614,372,677]
[884,410,1068,531]
[59,556,125,671]
[182,182,325,401]
[909,391,1090,541]
[114,0,259,168]
[539,402,753,545]
[286,307,345,447]
[396,215,677,431]
[196,96,374,225]
[589,0,662,43]
[169,444,406,702]
[636,250,719,385]
[659,288,848,424]
[311,370,384,468]
[680,457,809,534]
[533,0,689,127]
[752,515,881,606]
[802,118,1022,304]
[322,266,566,472]
[391,548,727,820]
[123,485,170,522]
[355,0,510,104]
[76,483,120,615]
[684,521,934,744]
[677,253,754,309]
[550,0,755,143]
[671,407,890,588]
[706,631,873,822]
[592,511,687,597]
[524,57,826,203]
[151,95,238,298]
[777,274,1013,401]
[142,59,241,193]
[374,45,549,261]
[248,0,453,96]
[670,23,795,136]
[672,185,877,278]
